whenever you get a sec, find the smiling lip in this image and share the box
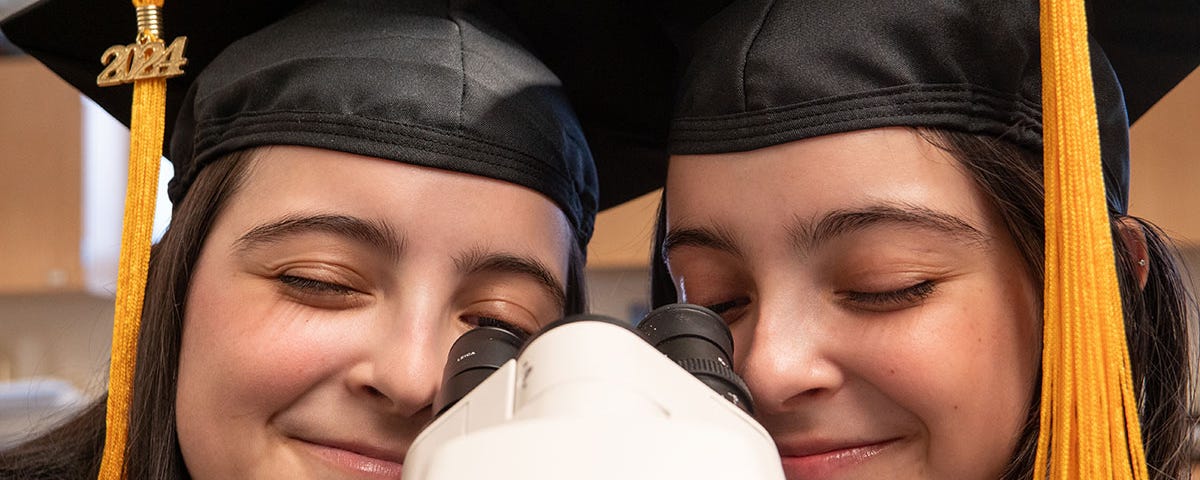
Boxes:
[777,438,900,480]
[297,438,405,479]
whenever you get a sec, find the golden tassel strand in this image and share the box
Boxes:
[96,1,177,478]
[1034,0,1149,477]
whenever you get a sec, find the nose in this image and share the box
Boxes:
[346,309,447,419]
[738,298,844,416]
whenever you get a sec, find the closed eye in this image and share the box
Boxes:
[703,297,750,315]
[841,280,936,310]
[465,315,531,341]
[279,274,356,295]
[277,274,368,309]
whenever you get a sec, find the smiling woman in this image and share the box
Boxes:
[664,128,1043,479]
[175,147,576,478]
[0,0,596,479]
[651,0,1196,478]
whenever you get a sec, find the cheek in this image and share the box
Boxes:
[176,260,361,458]
[857,283,1038,475]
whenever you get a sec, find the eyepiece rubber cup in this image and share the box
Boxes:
[433,326,525,415]
[638,303,754,414]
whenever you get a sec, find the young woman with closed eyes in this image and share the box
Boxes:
[0,1,596,478]
[650,0,1194,478]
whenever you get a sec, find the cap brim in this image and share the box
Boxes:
[1089,0,1200,121]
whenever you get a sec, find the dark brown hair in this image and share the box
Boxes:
[650,128,1195,479]
[0,150,255,479]
[1,149,589,479]
[922,130,1194,480]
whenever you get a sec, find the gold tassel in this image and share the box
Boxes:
[95,0,181,478]
[1035,0,1148,477]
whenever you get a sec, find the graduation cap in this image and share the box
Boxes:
[495,0,731,209]
[3,0,597,477]
[2,0,598,232]
[668,0,1199,216]
[488,0,1197,210]
[652,0,1199,477]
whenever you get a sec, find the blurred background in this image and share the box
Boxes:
[1,0,1197,464]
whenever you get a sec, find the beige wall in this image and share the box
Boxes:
[0,294,113,396]
[1127,68,1200,417]
[1129,67,1200,245]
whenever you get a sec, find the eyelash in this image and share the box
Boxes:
[843,280,936,307]
[279,274,356,296]
[703,297,750,315]
[468,315,531,341]
[279,272,536,337]
[698,279,936,316]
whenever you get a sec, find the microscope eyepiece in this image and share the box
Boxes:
[638,303,755,414]
[433,326,525,416]
[431,305,754,418]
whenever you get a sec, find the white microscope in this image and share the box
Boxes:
[404,303,785,479]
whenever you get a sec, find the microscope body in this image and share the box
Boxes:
[404,313,785,479]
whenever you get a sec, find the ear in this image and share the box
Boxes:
[1116,216,1150,291]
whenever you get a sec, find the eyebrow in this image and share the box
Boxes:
[662,203,989,260]
[454,248,567,312]
[662,223,744,259]
[792,203,989,251]
[233,213,404,260]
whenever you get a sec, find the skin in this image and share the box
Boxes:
[176,146,573,479]
[663,128,1041,480]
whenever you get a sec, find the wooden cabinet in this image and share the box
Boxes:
[587,190,661,270]
[1129,67,1200,245]
[0,57,84,293]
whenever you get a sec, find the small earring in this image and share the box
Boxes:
[1137,258,1147,267]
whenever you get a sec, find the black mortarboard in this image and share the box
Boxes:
[493,0,732,209]
[2,0,598,245]
[492,0,729,209]
[669,0,1198,216]
[497,0,1199,209]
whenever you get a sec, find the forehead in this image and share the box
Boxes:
[665,128,993,229]
[215,146,574,262]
